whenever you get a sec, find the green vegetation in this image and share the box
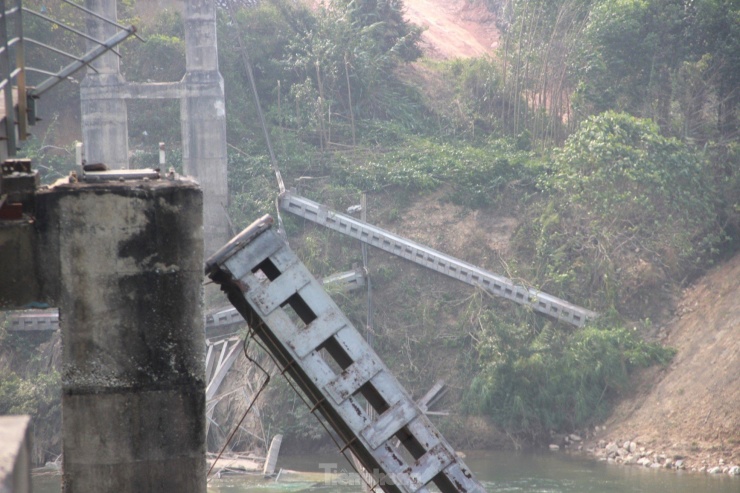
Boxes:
[465,312,675,441]
[207,0,736,445]
[0,370,60,417]
[520,111,723,311]
[335,137,536,207]
[8,0,738,449]
[0,320,61,463]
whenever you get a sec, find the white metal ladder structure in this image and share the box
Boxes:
[205,336,242,437]
[280,190,597,328]
[206,215,486,493]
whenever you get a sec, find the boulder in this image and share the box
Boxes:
[549,444,560,451]
[605,442,619,457]
[637,457,652,467]
[628,442,637,454]
[708,466,722,474]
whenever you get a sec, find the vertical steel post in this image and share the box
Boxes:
[0,0,17,158]
[14,0,26,141]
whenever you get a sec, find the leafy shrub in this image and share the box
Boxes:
[705,141,740,248]
[438,57,515,136]
[335,137,537,208]
[0,370,60,416]
[525,111,722,311]
[464,311,675,441]
[227,148,278,231]
[17,131,76,185]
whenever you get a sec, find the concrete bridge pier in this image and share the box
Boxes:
[80,0,129,169]
[34,178,207,492]
[79,0,231,254]
[181,0,230,255]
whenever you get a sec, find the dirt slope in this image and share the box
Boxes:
[592,252,740,469]
[403,0,499,59]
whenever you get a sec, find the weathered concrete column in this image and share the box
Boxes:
[0,416,32,493]
[80,0,129,168]
[36,178,206,493]
[181,0,230,256]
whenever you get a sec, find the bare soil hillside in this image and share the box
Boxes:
[587,252,740,471]
[403,0,499,59]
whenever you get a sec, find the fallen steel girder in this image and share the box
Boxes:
[206,215,485,493]
[280,190,597,327]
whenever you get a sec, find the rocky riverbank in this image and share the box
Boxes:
[547,430,740,478]
[543,253,740,480]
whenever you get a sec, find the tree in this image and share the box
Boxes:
[573,0,687,131]
[334,0,422,62]
[686,0,740,140]
[572,0,739,140]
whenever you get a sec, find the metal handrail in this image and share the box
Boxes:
[0,0,23,154]
[0,0,139,158]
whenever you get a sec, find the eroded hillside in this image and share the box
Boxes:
[403,0,499,59]
[589,252,740,469]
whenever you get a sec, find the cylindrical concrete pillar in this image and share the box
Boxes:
[40,178,206,493]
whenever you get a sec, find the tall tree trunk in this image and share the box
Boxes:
[344,53,356,146]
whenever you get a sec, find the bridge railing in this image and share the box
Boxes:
[0,0,137,160]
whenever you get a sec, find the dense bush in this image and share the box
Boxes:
[464,311,674,441]
[335,137,537,207]
[521,111,723,311]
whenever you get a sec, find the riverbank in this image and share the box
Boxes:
[544,430,739,477]
[575,252,740,477]
[581,435,740,476]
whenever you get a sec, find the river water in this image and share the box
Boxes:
[33,450,739,493]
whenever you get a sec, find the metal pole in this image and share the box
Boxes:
[0,1,17,157]
[14,0,26,141]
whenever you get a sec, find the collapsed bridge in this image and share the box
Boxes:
[207,215,487,493]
